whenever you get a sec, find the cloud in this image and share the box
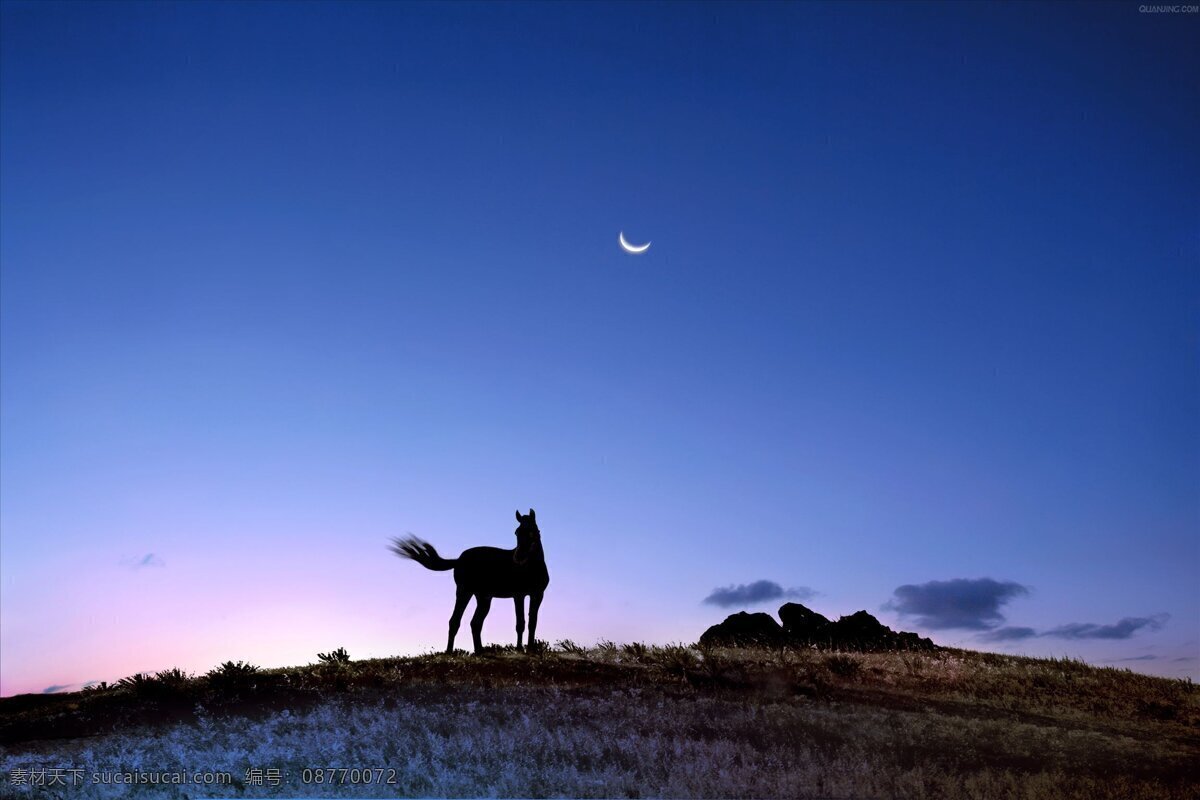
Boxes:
[1107,654,1157,662]
[1041,615,1168,640]
[42,684,71,694]
[1172,656,1197,663]
[978,626,1038,642]
[885,578,1029,630]
[121,553,165,570]
[977,615,1171,645]
[703,580,816,608]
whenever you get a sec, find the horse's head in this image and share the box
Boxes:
[513,508,540,564]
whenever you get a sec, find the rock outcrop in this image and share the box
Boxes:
[702,603,936,652]
[822,609,935,651]
[778,602,831,639]
[698,611,787,647]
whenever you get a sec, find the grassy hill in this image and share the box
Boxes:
[1,642,1196,798]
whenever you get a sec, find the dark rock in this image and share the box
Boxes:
[699,612,787,647]
[778,602,831,640]
[828,610,893,642]
[826,610,936,652]
[702,603,936,652]
[895,631,936,651]
[776,603,937,651]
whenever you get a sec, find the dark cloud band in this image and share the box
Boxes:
[980,615,1170,646]
[1041,615,1168,640]
[978,626,1038,642]
[703,580,816,608]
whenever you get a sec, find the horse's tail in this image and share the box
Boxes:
[389,536,458,571]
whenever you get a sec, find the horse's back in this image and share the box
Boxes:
[454,546,548,597]
[457,546,511,565]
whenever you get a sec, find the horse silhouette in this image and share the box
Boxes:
[390,509,549,654]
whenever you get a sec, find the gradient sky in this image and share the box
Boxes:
[2,1,1197,696]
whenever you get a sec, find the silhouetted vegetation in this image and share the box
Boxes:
[621,641,650,663]
[112,668,193,702]
[316,647,351,664]
[204,660,261,697]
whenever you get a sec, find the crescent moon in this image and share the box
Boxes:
[619,231,650,254]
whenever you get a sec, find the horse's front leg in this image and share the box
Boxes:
[528,591,544,649]
[514,596,526,651]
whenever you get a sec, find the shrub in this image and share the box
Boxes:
[317,647,351,664]
[656,644,700,673]
[622,642,650,662]
[116,669,192,701]
[205,661,261,696]
[116,673,154,696]
[825,654,862,679]
[155,667,191,685]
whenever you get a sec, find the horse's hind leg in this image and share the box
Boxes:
[514,596,526,651]
[447,587,470,654]
[470,594,492,654]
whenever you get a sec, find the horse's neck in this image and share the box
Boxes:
[524,541,545,564]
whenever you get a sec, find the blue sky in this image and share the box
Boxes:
[1,1,1197,695]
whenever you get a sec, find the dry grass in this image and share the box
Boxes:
[1,644,1196,798]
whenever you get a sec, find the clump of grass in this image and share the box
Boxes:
[156,667,190,682]
[555,638,586,655]
[824,653,863,679]
[115,668,193,701]
[116,673,154,696]
[622,642,650,663]
[153,667,192,693]
[685,644,750,688]
[314,648,354,693]
[205,660,260,696]
[317,647,351,664]
[655,644,700,673]
[901,653,926,678]
[770,643,795,666]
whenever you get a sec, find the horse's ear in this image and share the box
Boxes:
[528,508,536,520]
[515,510,523,522]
